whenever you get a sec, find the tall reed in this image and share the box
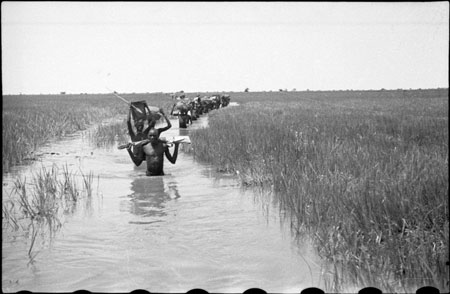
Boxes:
[191,90,449,292]
[3,164,97,260]
[89,120,129,148]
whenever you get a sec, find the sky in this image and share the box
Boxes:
[1,2,449,95]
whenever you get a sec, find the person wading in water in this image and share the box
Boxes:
[127,107,172,157]
[126,128,180,176]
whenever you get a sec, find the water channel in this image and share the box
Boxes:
[2,110,325,293]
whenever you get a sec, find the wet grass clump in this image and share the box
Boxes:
[2,164,97,261]
[89,119,129,148]
[190,89,449,292]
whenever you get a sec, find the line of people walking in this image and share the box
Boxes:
[120,93,231,176]
[170,93,231,128]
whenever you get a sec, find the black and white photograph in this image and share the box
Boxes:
[2,2,448,293]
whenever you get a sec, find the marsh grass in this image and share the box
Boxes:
[190,89,449,292]
[2,93,172,173]
[89,120,129,148]
[2,164,97,262]
[2,92,175,262]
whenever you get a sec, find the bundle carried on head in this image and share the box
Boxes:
[130,101,162,125]
[175,101,190,112]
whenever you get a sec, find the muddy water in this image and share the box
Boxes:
[2,113,324,293]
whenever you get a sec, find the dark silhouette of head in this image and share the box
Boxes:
[135,119,145,133]
[147,128,159,143]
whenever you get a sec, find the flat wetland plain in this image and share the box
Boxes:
[2,89,449,292]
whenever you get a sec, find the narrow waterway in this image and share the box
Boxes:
[2,111,325,293]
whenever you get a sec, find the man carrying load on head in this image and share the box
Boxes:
[127,106,172,156]
[170,99,192,128]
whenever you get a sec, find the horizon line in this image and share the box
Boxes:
[3,87,449,96]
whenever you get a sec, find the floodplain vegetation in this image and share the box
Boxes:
[2,163,96,262]
[190,89,449,292]
[2,92,172,260]
[2,89,448,292]
[2,93,172,173]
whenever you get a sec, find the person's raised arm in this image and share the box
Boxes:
[146,108,157,132]
[126,145,144,166]
[164,142,179,164]
[127,110,136,141]
[157,108,172,134]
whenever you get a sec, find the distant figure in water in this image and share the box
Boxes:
[170,100,192,128]
[127,107,172,156]
[128,115,147,142]
[128,107,172,141]
[126,128,180,176]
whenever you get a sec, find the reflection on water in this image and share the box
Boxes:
[124,176,180,220]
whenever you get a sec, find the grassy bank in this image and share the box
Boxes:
[190,89,449,292]
[2,93,173,173]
